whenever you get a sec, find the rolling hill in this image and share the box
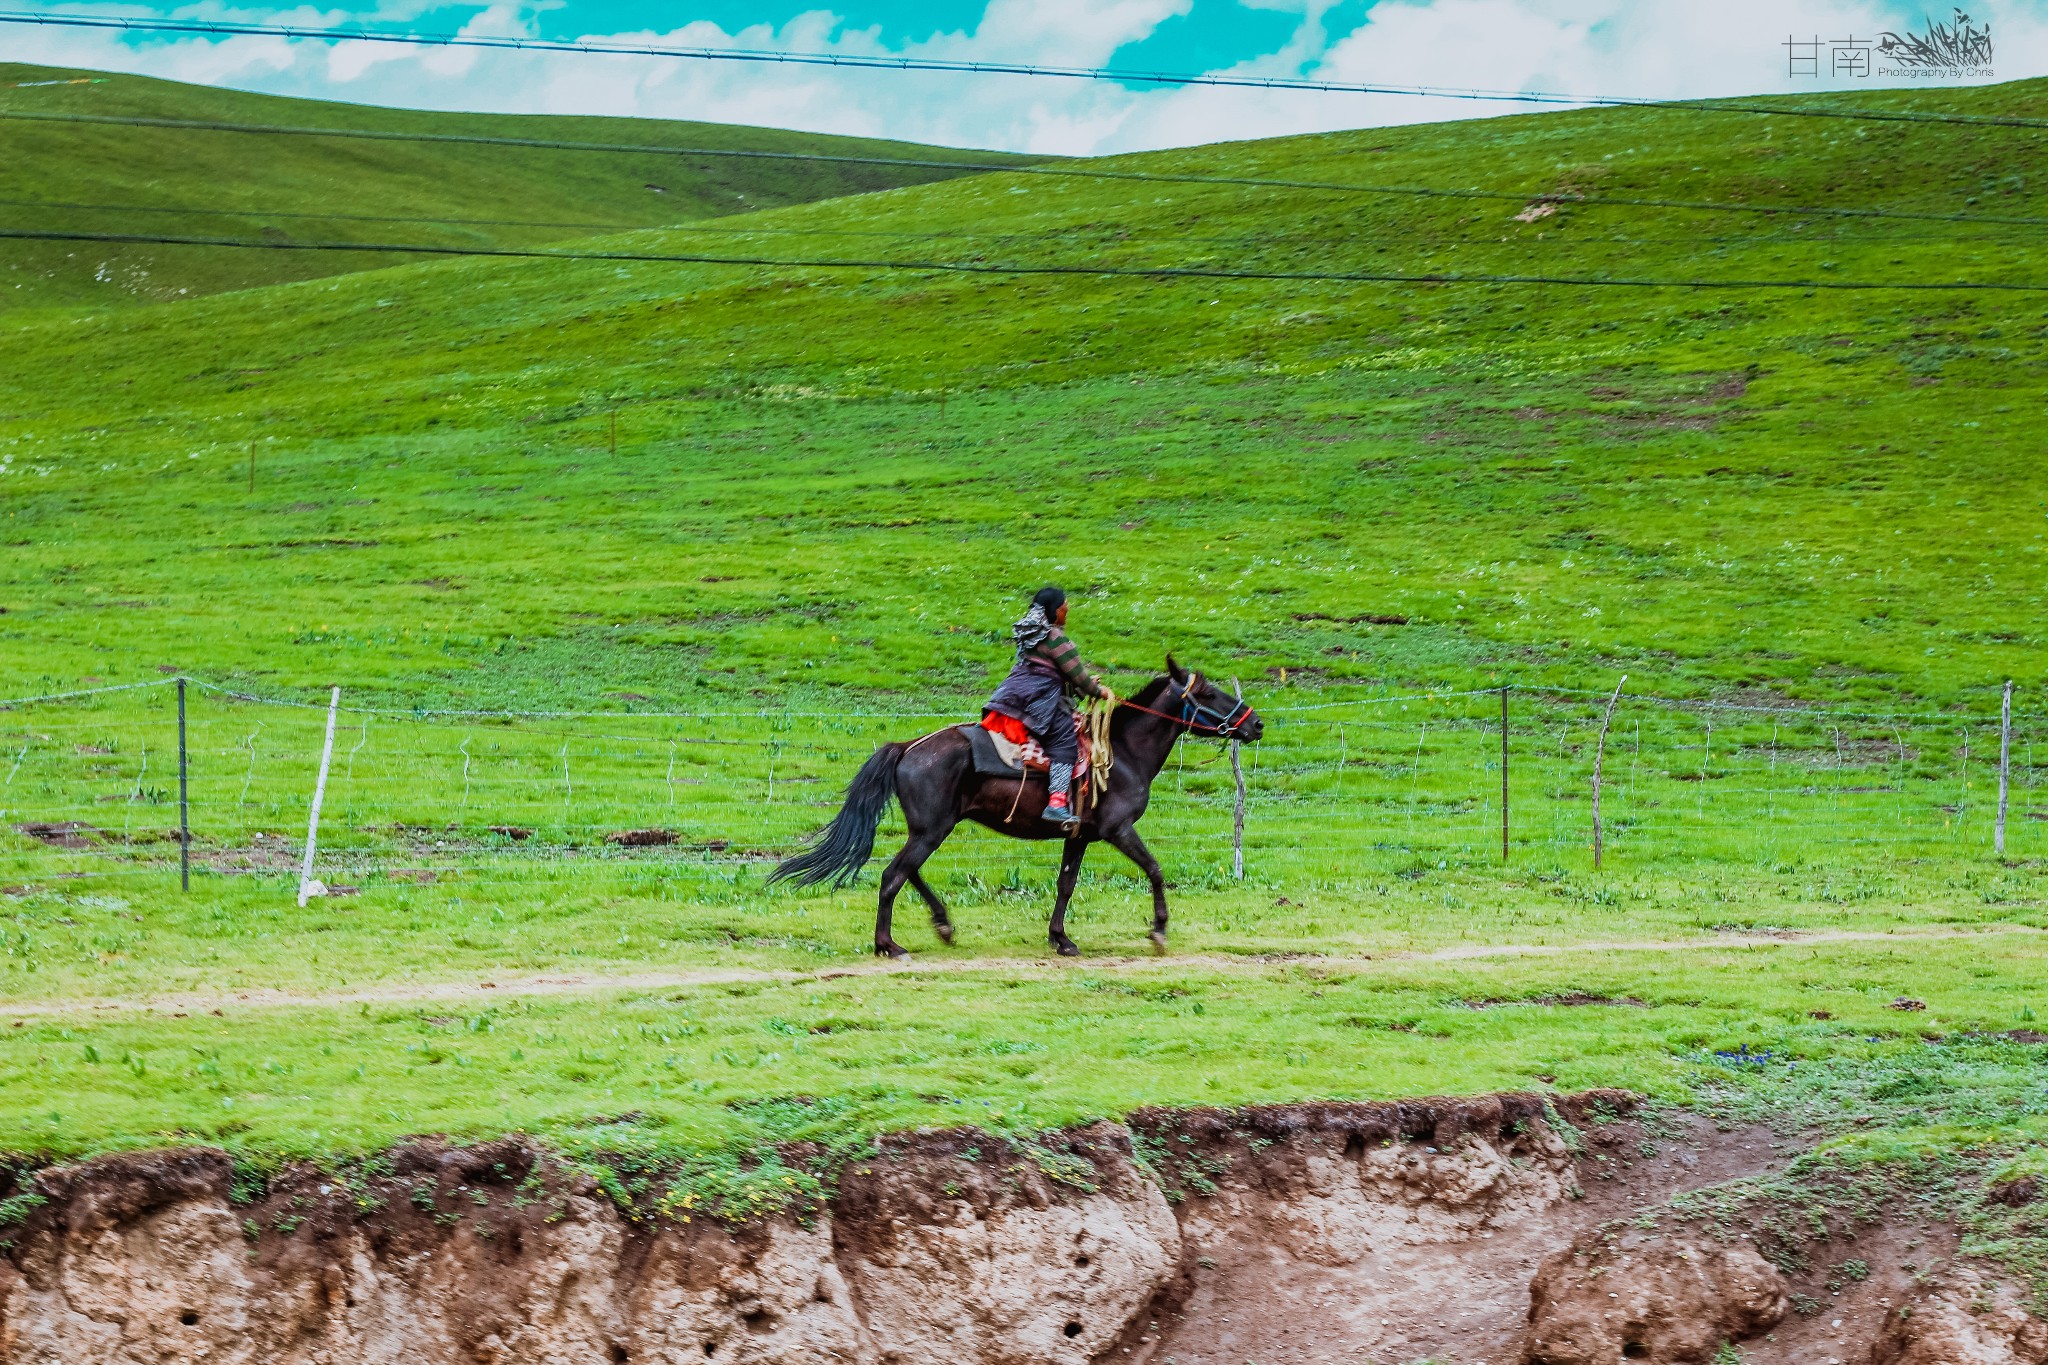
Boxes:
[0,61,1039,310]
[0,76,2043,710]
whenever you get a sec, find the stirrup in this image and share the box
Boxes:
[1041,803,1079,829]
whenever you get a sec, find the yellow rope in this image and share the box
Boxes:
[1085,692,1115,798]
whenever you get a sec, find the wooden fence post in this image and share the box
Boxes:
[1592,675,1627,870]
[1228,679,1247,879]
[297,687,340,906]
[1998,679,2013,855]
[1230,740,1245,880]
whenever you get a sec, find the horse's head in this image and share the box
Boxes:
[1163,655,1264,743]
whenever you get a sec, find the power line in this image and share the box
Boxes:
[0,678,174,708]
[0,196,652,233]
[0,9,2038,130]
[5,111,2043,229]
[0,112,1030,175]
[6,671,2012,728]
[4,224,2043,292]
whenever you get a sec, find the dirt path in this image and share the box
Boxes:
[4,924,2033,1019]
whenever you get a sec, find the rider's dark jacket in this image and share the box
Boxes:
[986,625,1107,738]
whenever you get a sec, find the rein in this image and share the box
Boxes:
[1115,673,1256,739]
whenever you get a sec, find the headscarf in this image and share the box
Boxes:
[1012,602,1055,651]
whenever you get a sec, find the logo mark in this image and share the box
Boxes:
[1786,7,1992,80]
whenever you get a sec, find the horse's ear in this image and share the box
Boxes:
[1165,653,1188,683]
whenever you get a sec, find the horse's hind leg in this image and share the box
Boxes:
[1047,837,1090,957]
[907,869,955,943]
[875,826,952,960]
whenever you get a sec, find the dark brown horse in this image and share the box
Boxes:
[769,658,1262,958]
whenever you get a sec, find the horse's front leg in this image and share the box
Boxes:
[1103,824,1170,953]
[1048,836,1090,957]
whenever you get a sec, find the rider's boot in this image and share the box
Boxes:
[1040,762,1080,829]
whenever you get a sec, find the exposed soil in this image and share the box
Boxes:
[1735,738,1917,768]
[1126,1093,1789,1365]
[1524,1203,1956,1365]
[0,1091,2036,1364]
[12,822,102,849]
[606,828,681,847]
[1290,612,1410,627]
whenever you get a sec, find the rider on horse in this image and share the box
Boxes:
[982,585,1113,828]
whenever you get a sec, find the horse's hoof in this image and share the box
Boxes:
[1148,931,1168,955]
[934,923,955,945]
[1054,940,1081,958]
[874,943,911,961]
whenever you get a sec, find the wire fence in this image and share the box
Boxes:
[1,676,2040,893]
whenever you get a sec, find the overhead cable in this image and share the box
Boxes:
[3,111,2042,228]
[0,195,649,233]
[4,225,2042,291]
[0,9,2038,130]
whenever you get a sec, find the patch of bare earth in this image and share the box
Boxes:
[0,1093,2039,1363]
[1525,1211,1956,1365]
[1128,1092,1791,1365]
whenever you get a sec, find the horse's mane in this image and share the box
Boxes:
[1110,673,1175,741]
[1128,674,1171,707]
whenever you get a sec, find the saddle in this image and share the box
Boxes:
[957,715,1095,807]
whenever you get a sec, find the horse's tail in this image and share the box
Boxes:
[768,742,904,889]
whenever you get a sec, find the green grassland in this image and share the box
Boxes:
[0,62,1035,311]
[1,76,2046,1168]
[2,79,2045,703]
[0,935,2042,1160]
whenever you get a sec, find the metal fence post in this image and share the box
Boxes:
[177,677,190,892]
[1998,679,2013,855]
[1500,685,1510,863]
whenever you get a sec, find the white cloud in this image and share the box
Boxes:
[1108,0,2047,152]
[4,0,2039,154]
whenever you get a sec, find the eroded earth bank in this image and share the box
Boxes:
[1,1092,2040,1364]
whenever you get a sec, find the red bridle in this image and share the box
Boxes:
[1115,672,1257,739]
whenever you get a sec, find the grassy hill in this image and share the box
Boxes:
[0,78,2045,1167]
[0,62,1037,311]
[0,76,2043,709]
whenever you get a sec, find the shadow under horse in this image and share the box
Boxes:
[769,658,1263,958]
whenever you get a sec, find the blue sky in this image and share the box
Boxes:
[509,0,1350,78]
[6,0,2039,153]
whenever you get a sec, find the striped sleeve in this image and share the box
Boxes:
[1038,632,1108,698]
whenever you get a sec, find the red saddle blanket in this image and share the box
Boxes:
[979,712,1093,801]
